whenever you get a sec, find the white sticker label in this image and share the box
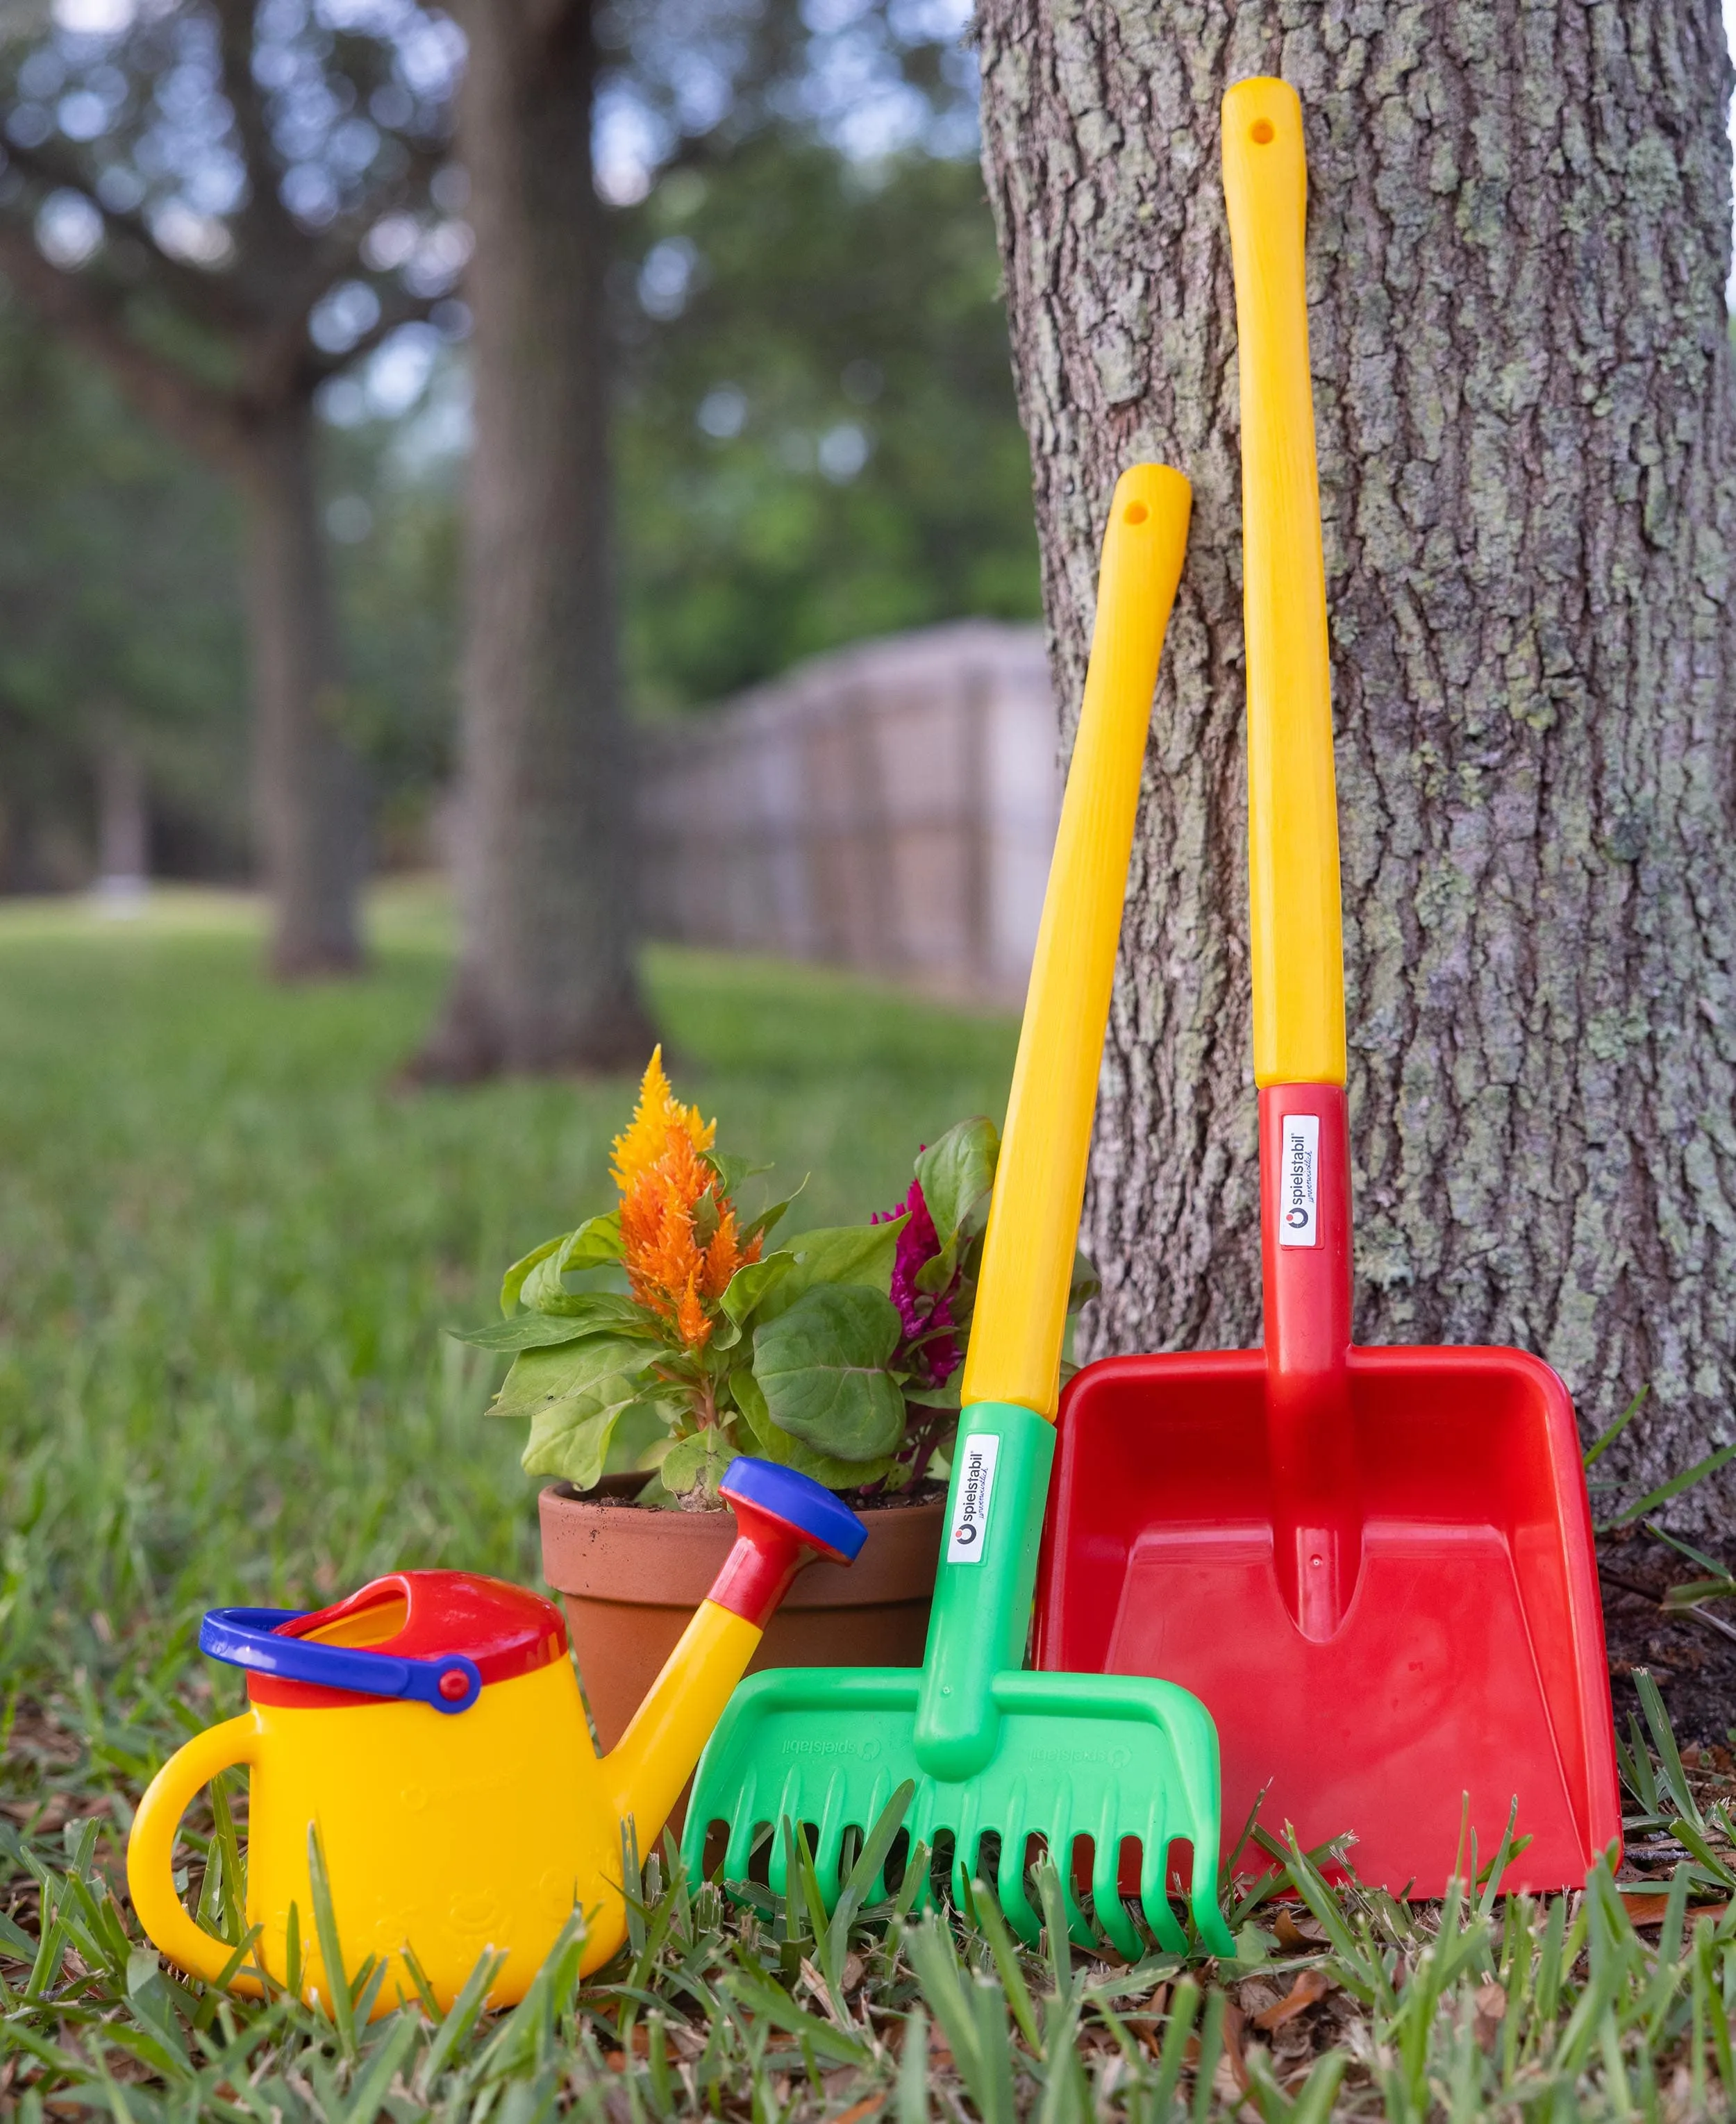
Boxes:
[946,1433,1001,1563]
[1278,1114,1321,1248]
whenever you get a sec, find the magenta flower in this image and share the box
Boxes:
[873,1175,960,1387]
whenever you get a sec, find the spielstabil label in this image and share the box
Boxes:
[1278,1114,1321,1248]
[946,1432,1001,1564]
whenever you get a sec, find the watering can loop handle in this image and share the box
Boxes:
[127,1714,265,1994]
[1223,76,1346,1095]
[199,1607,484,1714]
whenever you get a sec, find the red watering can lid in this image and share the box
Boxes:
[241,1570,567,1710]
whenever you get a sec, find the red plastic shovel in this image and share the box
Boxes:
[1033,78,1621,1895]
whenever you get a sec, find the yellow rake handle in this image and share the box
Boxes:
[960,463,1191,1419]
[1223,77,1346,1090]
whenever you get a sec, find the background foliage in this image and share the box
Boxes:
[0,0,1034,887]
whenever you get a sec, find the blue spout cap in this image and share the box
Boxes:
[720,1457,867,1564]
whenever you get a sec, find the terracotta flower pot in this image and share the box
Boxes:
[540,1478,944,1821]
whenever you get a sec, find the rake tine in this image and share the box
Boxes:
[994,1805,1040,1946]
[1093,1830,1142,1961]
[949,1813,976,1917]
[767,1816,793,1901]
[1042,1825,1092,1949]
[811,1776,851,1893]
[723,1803,764,1886]
[1140,1833,1190,1955]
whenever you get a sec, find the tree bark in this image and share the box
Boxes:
[977,1,1736,1518]
[235,403,366,976]
[412,0,656,1080]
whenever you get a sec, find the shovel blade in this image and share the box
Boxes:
[683,1665,1233,1957]
[1039,1344,1623,1893]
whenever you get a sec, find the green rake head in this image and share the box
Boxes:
[682,1665,1234,1958]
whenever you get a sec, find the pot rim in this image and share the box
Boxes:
[538,1480,945,1610]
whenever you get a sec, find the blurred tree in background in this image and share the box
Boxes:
[0,0,466,973]
[0,0,1037,1027]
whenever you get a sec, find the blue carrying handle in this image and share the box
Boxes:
[199,1607,483,1715]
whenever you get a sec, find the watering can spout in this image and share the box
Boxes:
[605,1462,866,1847]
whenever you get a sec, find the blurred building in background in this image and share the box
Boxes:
[637,621,1059,1003]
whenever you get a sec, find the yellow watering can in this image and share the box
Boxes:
[128,1459,863,2011]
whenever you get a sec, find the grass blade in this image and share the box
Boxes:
[1596,1439,1736,1531]
[1635,1669,1704,1830]
[821,1779,914,2008]
[1149,1975,1201,2121]
[1584,1387,1648,1468]
[306,1824,356,2061]
[336,2011,418,2124]
[1189,1990,1225,2124]
[965,1879,1040,2052]
[415,1947,507,2094]
[897,2004,928,2124]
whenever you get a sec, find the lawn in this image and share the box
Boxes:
[4,889,1736,2121]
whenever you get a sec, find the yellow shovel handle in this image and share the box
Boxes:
[1223,78,1346,1089]
[961,464,1190,1418]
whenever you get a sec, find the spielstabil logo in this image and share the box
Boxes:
[945,1432,1000,1564]
[1278,1114,1320,1248]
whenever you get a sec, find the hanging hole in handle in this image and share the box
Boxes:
[1124,501,1148,526]
[1250,118,1275,144]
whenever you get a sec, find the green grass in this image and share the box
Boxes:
[0,885,1017,1687]
[4,889,1736,2120]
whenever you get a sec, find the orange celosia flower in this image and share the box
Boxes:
[676,1278,710,1348]
[615,1053,758,1351]
[611,1047,715,1196]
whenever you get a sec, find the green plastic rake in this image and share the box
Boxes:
[683,466,1233,1957]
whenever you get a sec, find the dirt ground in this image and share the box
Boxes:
[1601,1523,1736,1750]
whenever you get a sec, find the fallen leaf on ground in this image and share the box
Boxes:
[1620,1892,1729,1926]
[828,2093,883,2124]
[1253,1968,1333,2031]
[1272,1905,1328,1950]
[1235,1977,1283,2018]
[604,2024,652,2069]
[1217,2002,1250,2095]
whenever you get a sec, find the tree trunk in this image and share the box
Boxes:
[412,0,655,1080]
[236,403,366,977]
[977,1,1736,1519]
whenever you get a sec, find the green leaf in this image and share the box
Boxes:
[558,1211,624,1271]
[756,1220,905,1323]
[753,1284,904,1461]
[453,1294,657,1353]
[491,1333,656,1423]
[500,1232,565,1316]
[916,1117,999,1250]
[701,1150,768,1197]
[522,1380,656,1488]
[742,1180,806,1247]
[660,1428,733,1500]
[520,1214,627,1314]
[719,1251,794,1330]
[731,1368,892,1489]
[1068,1247,1100,1310]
